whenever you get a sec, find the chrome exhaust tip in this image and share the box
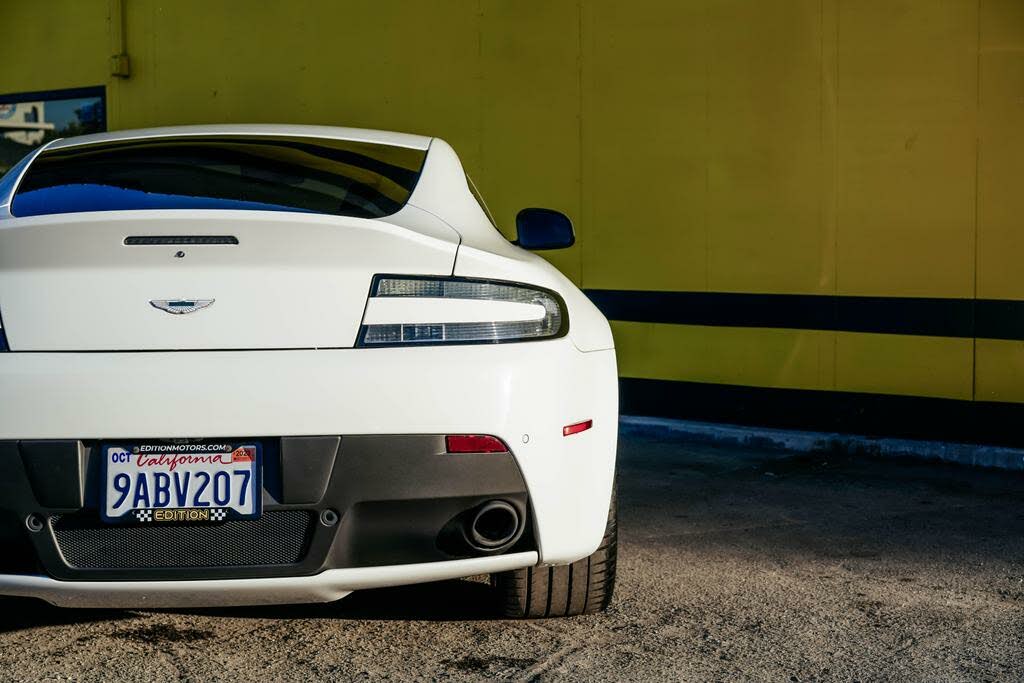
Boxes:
[467,500,521,550]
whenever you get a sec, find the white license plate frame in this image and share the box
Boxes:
[100,441,262,524]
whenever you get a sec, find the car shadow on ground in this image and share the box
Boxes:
[177,577,501,622]
[0,579,499,633]
[0,600,137,634]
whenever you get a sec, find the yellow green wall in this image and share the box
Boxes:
[2,0,1022,405]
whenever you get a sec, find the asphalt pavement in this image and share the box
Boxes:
[1,424,1022,682]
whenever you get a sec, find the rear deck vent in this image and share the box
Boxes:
[124,235,239,245]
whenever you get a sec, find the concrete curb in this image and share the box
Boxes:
[620,415,1024,471]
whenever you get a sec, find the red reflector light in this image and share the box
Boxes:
[445,435,508,453]
[563,419,593,437]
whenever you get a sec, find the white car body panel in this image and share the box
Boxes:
[403,137,615,352]
[0,210,458,350]
[0,124,617,608]
[0,342,618,566]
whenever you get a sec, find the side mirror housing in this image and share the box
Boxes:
[515,208,575,250]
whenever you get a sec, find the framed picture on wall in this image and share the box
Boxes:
[0,85,106,175]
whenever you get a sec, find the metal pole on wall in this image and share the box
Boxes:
[109,0,131,79]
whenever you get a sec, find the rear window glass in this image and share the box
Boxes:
[10,135,427,219]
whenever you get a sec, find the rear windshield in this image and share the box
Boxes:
[10,135,427,219]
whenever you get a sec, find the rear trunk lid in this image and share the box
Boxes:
[0,209,458,350]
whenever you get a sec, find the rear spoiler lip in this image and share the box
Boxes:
[47,125,433,153]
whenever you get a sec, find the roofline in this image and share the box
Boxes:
[45,124,434,151]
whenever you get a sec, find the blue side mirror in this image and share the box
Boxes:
[515,208,575,250]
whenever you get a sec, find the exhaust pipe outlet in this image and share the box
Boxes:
[468,500,521,550]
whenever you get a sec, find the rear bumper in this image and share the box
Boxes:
[0,340,617,604]
[0,552,539,608]
[0,435,535,582]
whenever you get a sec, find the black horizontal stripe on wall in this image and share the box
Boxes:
[584,289,1024,341]
[620,377,1024,449]
[976,299,1024,341]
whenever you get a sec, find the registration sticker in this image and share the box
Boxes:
[101,442,262,524]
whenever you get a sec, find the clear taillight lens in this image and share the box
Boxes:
[357,276,566,346]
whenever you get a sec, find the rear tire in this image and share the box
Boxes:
[493,484,617,618]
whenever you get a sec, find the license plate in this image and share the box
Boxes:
[102,442,262,524]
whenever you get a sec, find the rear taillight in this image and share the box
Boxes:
[357,276,566,347]
[445,435,509,454]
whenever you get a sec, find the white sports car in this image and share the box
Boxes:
[0,125,618,617]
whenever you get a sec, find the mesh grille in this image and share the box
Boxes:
[50,511,314,570]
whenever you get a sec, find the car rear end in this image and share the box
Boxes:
[0,126,617,610]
